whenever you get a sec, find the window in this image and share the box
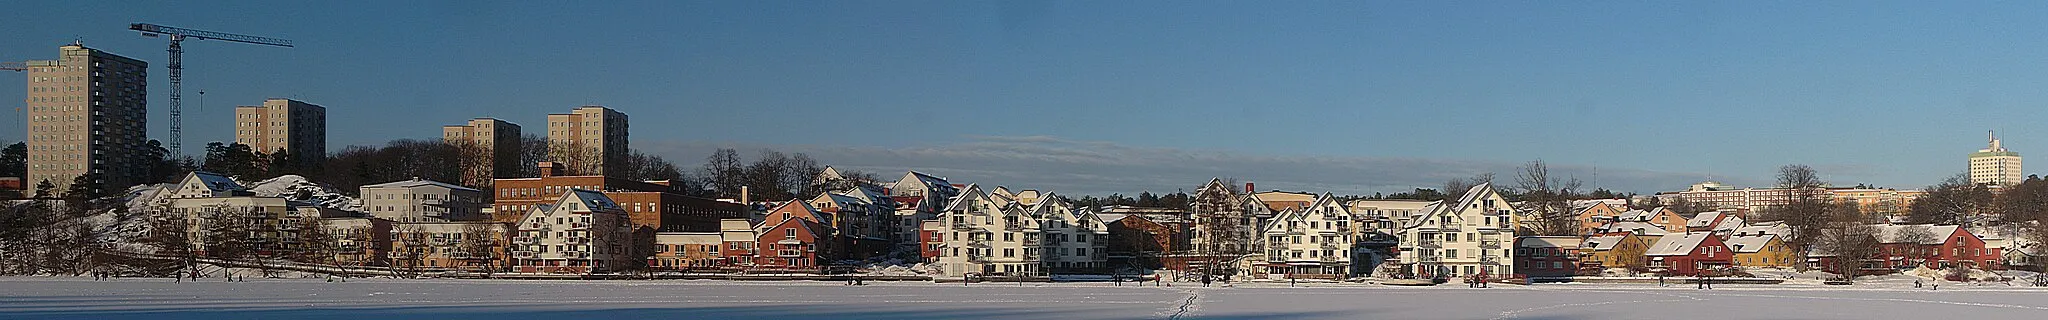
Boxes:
[785,228,796,237]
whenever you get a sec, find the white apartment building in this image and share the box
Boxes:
[1398,183,1516,278]
[1972,131,2023,186]
[1254,194,1353,279]
[510,189,633,274]
[1034,194,1108,273]
[936,184,1042,277]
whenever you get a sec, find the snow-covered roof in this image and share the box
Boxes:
[1646,232,1717,256]
[360,177,478,192]
[1518,236,1580,249]
[1874,224,1962,245]
[1596,221,1669,236]
[1581,234,1630,251]
[189,172,245,192]
[1685,211,1723,228]
[1712,216,1745,233]
[1725,234,1778,253]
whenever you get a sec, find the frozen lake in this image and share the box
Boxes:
[5,277,2048,319]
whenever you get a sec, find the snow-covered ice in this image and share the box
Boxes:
[6,277,2048,319]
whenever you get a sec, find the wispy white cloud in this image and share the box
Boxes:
[640,136,1754,196]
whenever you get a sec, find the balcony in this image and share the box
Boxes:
[1319,255,1342,262]
[777,250,804,257]
[1004,222,1025,231]
[569,222,588,230]
[951,222,975,230]
[1440,224,1463,232]
[1023,251,1040,260]
[1419,255,1443,263]
[968,254,988,263]
[1418,239,1440,248]
[563,251,590,258]
[513,251,536,258]
[1320,242,1342,250]
[513,236,535,244]
[1023,238,1040,246]
[1480,240,1501,249]
[1480,256,1500,265]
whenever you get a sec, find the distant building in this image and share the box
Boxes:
[1656,181,1921,214]
[25,44,149,194]
[1397,183,1517,278]
[234,98,327,163]
[1514,236,1581,278]
[1971,131,2023,186]
[545,106,628,176]
[360,178,487,223]
[442,118,523,185]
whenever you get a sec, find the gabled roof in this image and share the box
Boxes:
[1712,216,1746,233]
[1581,233,1633,251]
[559,189,621,212]
[1685,211,1724,228]
[942,184,991,213]
[1646,232,1718,256]
[1874,224,1963,245]
[1251,191,1316,212]
[1519,236,1581,249]
[185,171,246,193]
[361,177,478,192]
[1725,234,1779,253]
[1731,223,1791,238]
[1597,221,1670,236]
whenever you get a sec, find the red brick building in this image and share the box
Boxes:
[1513,236,1581,278]
[754,217,831,271]
[492,162,743,232]
[1106,214,1184,270]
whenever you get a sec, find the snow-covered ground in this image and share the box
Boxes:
[7,277,2048,319]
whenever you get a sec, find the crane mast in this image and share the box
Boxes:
[130,23,292,155]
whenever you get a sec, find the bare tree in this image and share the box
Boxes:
[293,217,337,266]
[1444,173,1495,201]
[1910,174,1994,226]
[448,139,496,190]
[392,225,427,278]
[702,148,745,199]
[1516,161,1583,236]
[458,223,505,277]
[1763,164,1831,254]
[547,140,604,176]
[1817,223,1882,282]
[514,134,550,178]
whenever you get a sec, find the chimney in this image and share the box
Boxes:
[1245,182,1254,194]
[741,185,750,204]
[537,162,564,177]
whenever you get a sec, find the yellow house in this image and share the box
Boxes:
[1574,202,1628,235]
[1578,232,1650,270]
[1727,234,1797,268]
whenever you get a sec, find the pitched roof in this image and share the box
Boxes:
[1725,234,1778,253]
[188,171,246,192]
[1596,221,1670,236]
[1646,232,1718,256]
[1731,223,1791,238]
[1581,234,1631,251]
[361,177,478,192]
[1874,224,1962,245]
[1519,236,1581,249]
[1685,211,1724,228]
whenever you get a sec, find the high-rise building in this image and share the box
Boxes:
[1970,131,2022,186]
[442,118,523,185]
[233,98,327,161]
[545,106,628,176]
[24,44,148,194]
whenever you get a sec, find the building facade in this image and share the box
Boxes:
[1971,131,2023,186]
[545,106,628,176]
[25,44,149,194]
[936,185,1043,277]
[233,98,327,162]
[510,190,634,274]
[442,118,523,187]
[1397,183,1517,278]
[1253,194,1354,279]
[360,178,487,223]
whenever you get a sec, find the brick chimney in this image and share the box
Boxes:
[538,162,564,177]
[1245,182,1254,194]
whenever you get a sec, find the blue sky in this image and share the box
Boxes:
[3,1,2045,195]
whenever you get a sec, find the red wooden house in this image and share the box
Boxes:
[754,217,832,271]
[919,220,943,263]
[1645,232,1734,276]
[1876,225,2002,270]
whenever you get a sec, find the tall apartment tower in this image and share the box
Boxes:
[443,118,523,184]
[233,98,327,161]
[24,44,149,195]
[545,106,628,176]
[1970,131,2022,186]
